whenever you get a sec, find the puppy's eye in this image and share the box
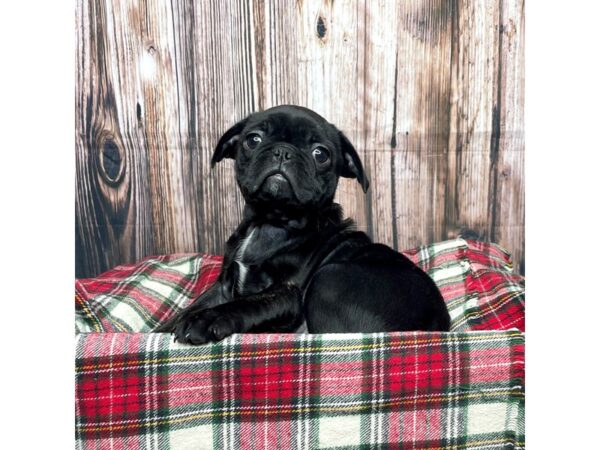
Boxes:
[312,146,330,164]
[245,133,262,149]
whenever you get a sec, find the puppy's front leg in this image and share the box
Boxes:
[172,284,302,345]
[154,282,229,333]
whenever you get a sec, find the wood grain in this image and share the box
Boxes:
[491,0,525,272]
[76,0,525,277]
[394,0,454,250]
[448,0,499,242]
[294,0,370,231]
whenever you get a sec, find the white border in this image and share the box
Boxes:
[527,1,600,447]
[0,1,74,447]
[1,0,599,447]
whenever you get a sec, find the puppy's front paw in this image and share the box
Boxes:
[173,309,237,345]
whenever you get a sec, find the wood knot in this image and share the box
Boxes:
[316,15,328,42]
[97,132,125,186]
[458,228,481,240]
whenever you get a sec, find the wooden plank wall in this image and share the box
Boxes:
[76,0,525,278]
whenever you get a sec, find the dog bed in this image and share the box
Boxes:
[75,238,524,450]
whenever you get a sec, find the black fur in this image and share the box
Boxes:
[156,105,450,344]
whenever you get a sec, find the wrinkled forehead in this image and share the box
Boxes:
[245,111,336,145]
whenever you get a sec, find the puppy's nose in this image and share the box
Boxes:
[273,147,292,161]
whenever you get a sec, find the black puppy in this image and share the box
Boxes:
[157,105,450,343]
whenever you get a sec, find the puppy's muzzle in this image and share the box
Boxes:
[247,144,317,204]
[251,144,298,193]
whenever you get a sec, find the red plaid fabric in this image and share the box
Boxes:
[75,239,525,449]
[403,239,525,332]
[76,331,524,449]
[76,239,524,334]
[76,254,222,333]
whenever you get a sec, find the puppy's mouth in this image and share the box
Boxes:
[253,170,295,200]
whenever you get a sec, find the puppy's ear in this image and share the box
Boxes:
[337,130,369,192]
[211,117,249,167]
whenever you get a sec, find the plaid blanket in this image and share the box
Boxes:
[75,238,525,449]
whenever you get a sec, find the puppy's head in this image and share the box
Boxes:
[211,105,369,209]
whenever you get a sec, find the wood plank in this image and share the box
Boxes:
[393,0,454,250]
[491,0,525,274]
[137,0,200,254]
[191,0,254,252]
[76,0,155,277]
[253,0,300,107]
[294,0,370,232]
[359,0,399,248]
[447,0,500,241]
